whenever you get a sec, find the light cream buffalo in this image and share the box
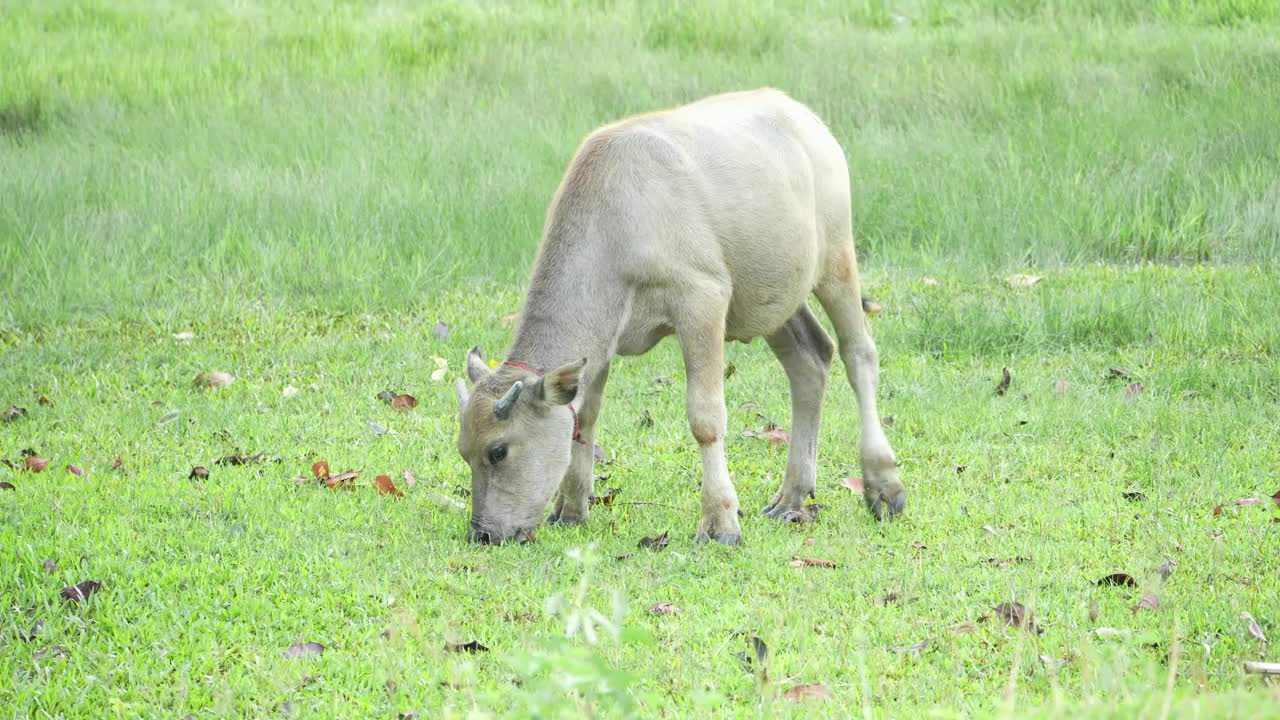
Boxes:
[455,88,904,545]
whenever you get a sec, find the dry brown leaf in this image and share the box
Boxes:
[783,683,833,702]
[1132,593,1159,614]
[1213,505,1223,517]
[1006,274,1042,288]
[995,602,1038,632]
[861,298,883,316]
[60,580,101,603]
[649,602,683,615]
[326,471,359,489]
[65,464,83,477]
[995,367,1011,396]
[639,531,669,551]
[391,394,418,411]
[194,371,235,389]
[1125,382,1145,398]
[38,395,53,407]
[283,641,325,658]
[590,488,621,505]
[189,466,210,480]
[1235,497,1262,507]
[312,461,330,480]
[374,474,404,497]
[25,456,48,473]
[762,427,789,446]
[2,406,27,422]
[789,557,836,568]
[1097,573,1138,587]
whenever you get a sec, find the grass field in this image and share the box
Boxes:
[3,1,1280,717]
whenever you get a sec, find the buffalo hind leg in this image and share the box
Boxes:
[761,304,834,519]
[816,253,906,519]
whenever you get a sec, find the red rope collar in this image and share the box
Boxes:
[503,361,585,445]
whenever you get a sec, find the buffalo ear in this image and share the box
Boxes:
[535,358,586,406]
[466,346,489,383]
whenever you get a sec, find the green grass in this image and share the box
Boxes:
[3,1,1280,717]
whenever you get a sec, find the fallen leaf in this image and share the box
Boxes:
[882,415,895,427]
[1121,490,1147,502]
[995,368,1011,396]
[66,464,83,477]
[862,297,883,316]
[0,481,13,491]
[429,356,448,383]
[740,401,760,411]
[374,475,404,497]
[312,461,331,479]
[1097,573,1138,587]
[639,531,669,551]
[649,602,683,615]
[638,409,654,428]
[2,405,27,422]
[445,640,488,653]
[723,362,737,380]
[60,580,101,602]
[173,331,195,341]
[789,557,837,568]
[42,559,56,574]
[282,385,299,398]
[1213,505,1223,517]
[25,456,48,473]
[952,621,979,635]
[1054,379,1072,395]
[911,540,928,550]
[432,320,449,340]
[157,409,180,425]
[401,469,417,487]
[1006,274,1042,288]
[194,371,235,389]
[326,471,359,489]
[1125,382,1145,398]
[1242,612,1267,643]
[189,466,210,480]
[1132,593,1159,614]
[368,419,389,435]
[283,641,325,659]
[995,602,1038,632]
[216,451,265,466]
[111,456,125,472]
[391,394,418,411]
[33,646,68,664]
[1107,367,1133,381]
[1272,490,1280,507]
[922,277,939,286]
[502,312,520,327]
[37,395,53,407]
[841,476,865,493]
[376,390,397,403]
[783,683,832,701]
[1157,560,1175,581]
[1235,497,1262,507]
[590,488,622,505]
[985,557,1030,567]
[762,427,789,446]
[892,638,931,654]
[781,504,823,523]
[982,525,998,535]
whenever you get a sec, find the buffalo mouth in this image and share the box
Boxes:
[468,522,536,545]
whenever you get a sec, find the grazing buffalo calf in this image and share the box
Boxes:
[454,88,904,545]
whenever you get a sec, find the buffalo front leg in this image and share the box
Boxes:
[678,301,742,545]
[761,304,834,519]
[548,363,610,525]
[816,254,906,519]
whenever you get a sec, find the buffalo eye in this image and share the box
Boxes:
[487,445,508,465]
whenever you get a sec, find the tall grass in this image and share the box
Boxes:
[1,0,1278,327]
